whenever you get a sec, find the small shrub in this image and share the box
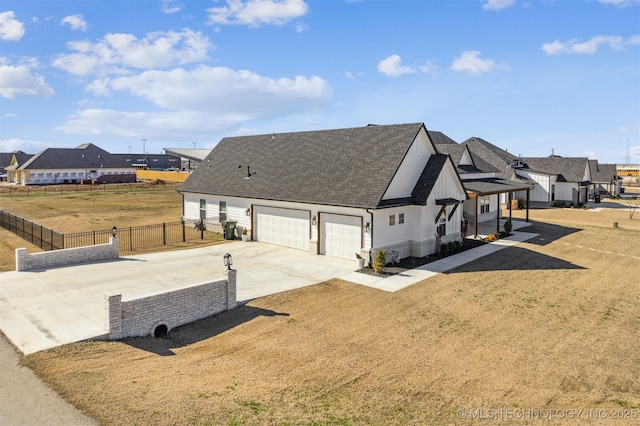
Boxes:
[440,243,448,255]
[373,249,386,273]
[447,242,455,252]
[454,240,461,250]
[503,219,512,234]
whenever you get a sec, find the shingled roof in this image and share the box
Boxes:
[0,151,32,172]
[19,144,132,170]
[520,156,590,183]
[179,123,452,209]
[461,137,517,179]
[589,160,618,184]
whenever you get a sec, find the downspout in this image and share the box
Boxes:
[366,208,374,266]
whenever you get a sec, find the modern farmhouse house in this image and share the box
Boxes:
[9,143,136,185]
[179,123,468,264]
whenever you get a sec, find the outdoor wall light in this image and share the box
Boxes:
[111,226,117,237]
[364,222,371,233]
[245,208,251,216]
[311,216,317,226]
[223,253,233,270]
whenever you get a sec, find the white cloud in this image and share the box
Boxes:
[0,57,55,99]
[60,66,332,138]
[377,55,416,77]
[418,60,438,74]
[0,11,25,41]
[208,0,309,27]
[542,35,639,55]
[450,50,497,74]
[482,0,515,11]
[52,29,212,76]
[162,0,183,14]
[0,138,57,152]
[61,14,88,32]
[598,0,640,7]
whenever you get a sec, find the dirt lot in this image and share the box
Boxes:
[18,195,639,425]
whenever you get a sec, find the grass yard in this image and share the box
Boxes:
[15,193,640,425]
[0,187,227,271]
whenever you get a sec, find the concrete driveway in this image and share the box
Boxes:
[0,241,356,355]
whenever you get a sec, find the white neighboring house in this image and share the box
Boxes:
[513,156,592,206]
[430,132,533,236]
[10,143,136,185]
[178,123,468,264]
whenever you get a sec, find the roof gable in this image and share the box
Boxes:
[179,123,434,209]
[520,156,590,183]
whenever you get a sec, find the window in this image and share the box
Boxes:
[219,201,227,221]
[199,199,207,220]
[389,214,395,226]
[480,196,490,214]
[399,213,405,224]
[437,209,447,236]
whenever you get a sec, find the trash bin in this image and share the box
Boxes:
[594,194,601,203]
[620,187,625,194]
[222,221,237,240]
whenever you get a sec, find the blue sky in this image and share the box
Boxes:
[1,0,639,164]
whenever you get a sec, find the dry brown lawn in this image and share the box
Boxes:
[17,193,640,425]
[0,187,224,272]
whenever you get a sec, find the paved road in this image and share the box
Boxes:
[0,334,97,425]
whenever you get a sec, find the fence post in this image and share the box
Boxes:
[182,219,186,242]
[93,230,96,245]
[200,219,204,239]
[129,226,133,251]
[162,222,166,245]
[50,228,53,250]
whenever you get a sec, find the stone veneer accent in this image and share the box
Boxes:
[15,237,120,271]
[105,269,237,340]
[371,232,463,263]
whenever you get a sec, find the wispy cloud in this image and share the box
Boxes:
[542,35,640,55]
[207,0,309,27]
[598,0,640,7]
[482,0,515,11]
[0,11,25,41]
[0,57,55,99]
[61,14,88,32]
[162,0,183,14]
[377,54,416,77]
[451,50,503,74]
[52,29,212,76]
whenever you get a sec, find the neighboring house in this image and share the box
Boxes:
[11,143,136,185]
[431,132,532,236]
[179,123,468,263]
[113,153,182,170]
[589,160,620,197]
[1,150,32,181]
[513,156,592,206]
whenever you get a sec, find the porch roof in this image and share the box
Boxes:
[463,178,533,196]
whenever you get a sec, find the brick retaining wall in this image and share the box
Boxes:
[15,237,119,271]
[105,269,237,339]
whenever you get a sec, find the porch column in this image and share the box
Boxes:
[509,191,513,221]
[526,189,530,222]
[473,195,478,238]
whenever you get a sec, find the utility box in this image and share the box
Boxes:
[222,221,237,240]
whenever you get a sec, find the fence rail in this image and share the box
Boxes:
[0,181,181,197]
[0,210,223,254]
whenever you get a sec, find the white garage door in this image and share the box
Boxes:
[255,206,309,251]
[321,214,362,260]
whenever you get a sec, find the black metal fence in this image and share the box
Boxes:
[0,181,181,197]
[0,211,223,253]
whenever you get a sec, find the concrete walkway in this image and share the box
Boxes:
[0,219,534,355]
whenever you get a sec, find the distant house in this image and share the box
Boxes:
[11,143,136,185]
[1,150,32,181]
[113,153,182,171]
[431,133,533,236]
[589,160,620,197]
[513,156,592,206]
[179,123,468,263]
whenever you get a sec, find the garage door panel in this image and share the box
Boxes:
[255,207,309,251]
[321,214,362,259]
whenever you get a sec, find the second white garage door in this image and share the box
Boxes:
[255,206,310,251]
[321,214,362,260]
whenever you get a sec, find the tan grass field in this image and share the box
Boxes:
[4,189,640,425]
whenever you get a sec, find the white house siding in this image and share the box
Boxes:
[515,170,554,203]
[182,193,370,257]
[463,194,500,224]
[22,168,132,185]
[381,129,436,200]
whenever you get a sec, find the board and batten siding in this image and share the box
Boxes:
[381,128,436,200]
[515,170,554,202]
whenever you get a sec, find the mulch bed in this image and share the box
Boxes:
[358,238,488,277]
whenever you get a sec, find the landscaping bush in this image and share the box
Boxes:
[373,249,387,273]
[504,219,512,234]
[440,243,448,255]
[454,240,461,250]
[447,242,456,252]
